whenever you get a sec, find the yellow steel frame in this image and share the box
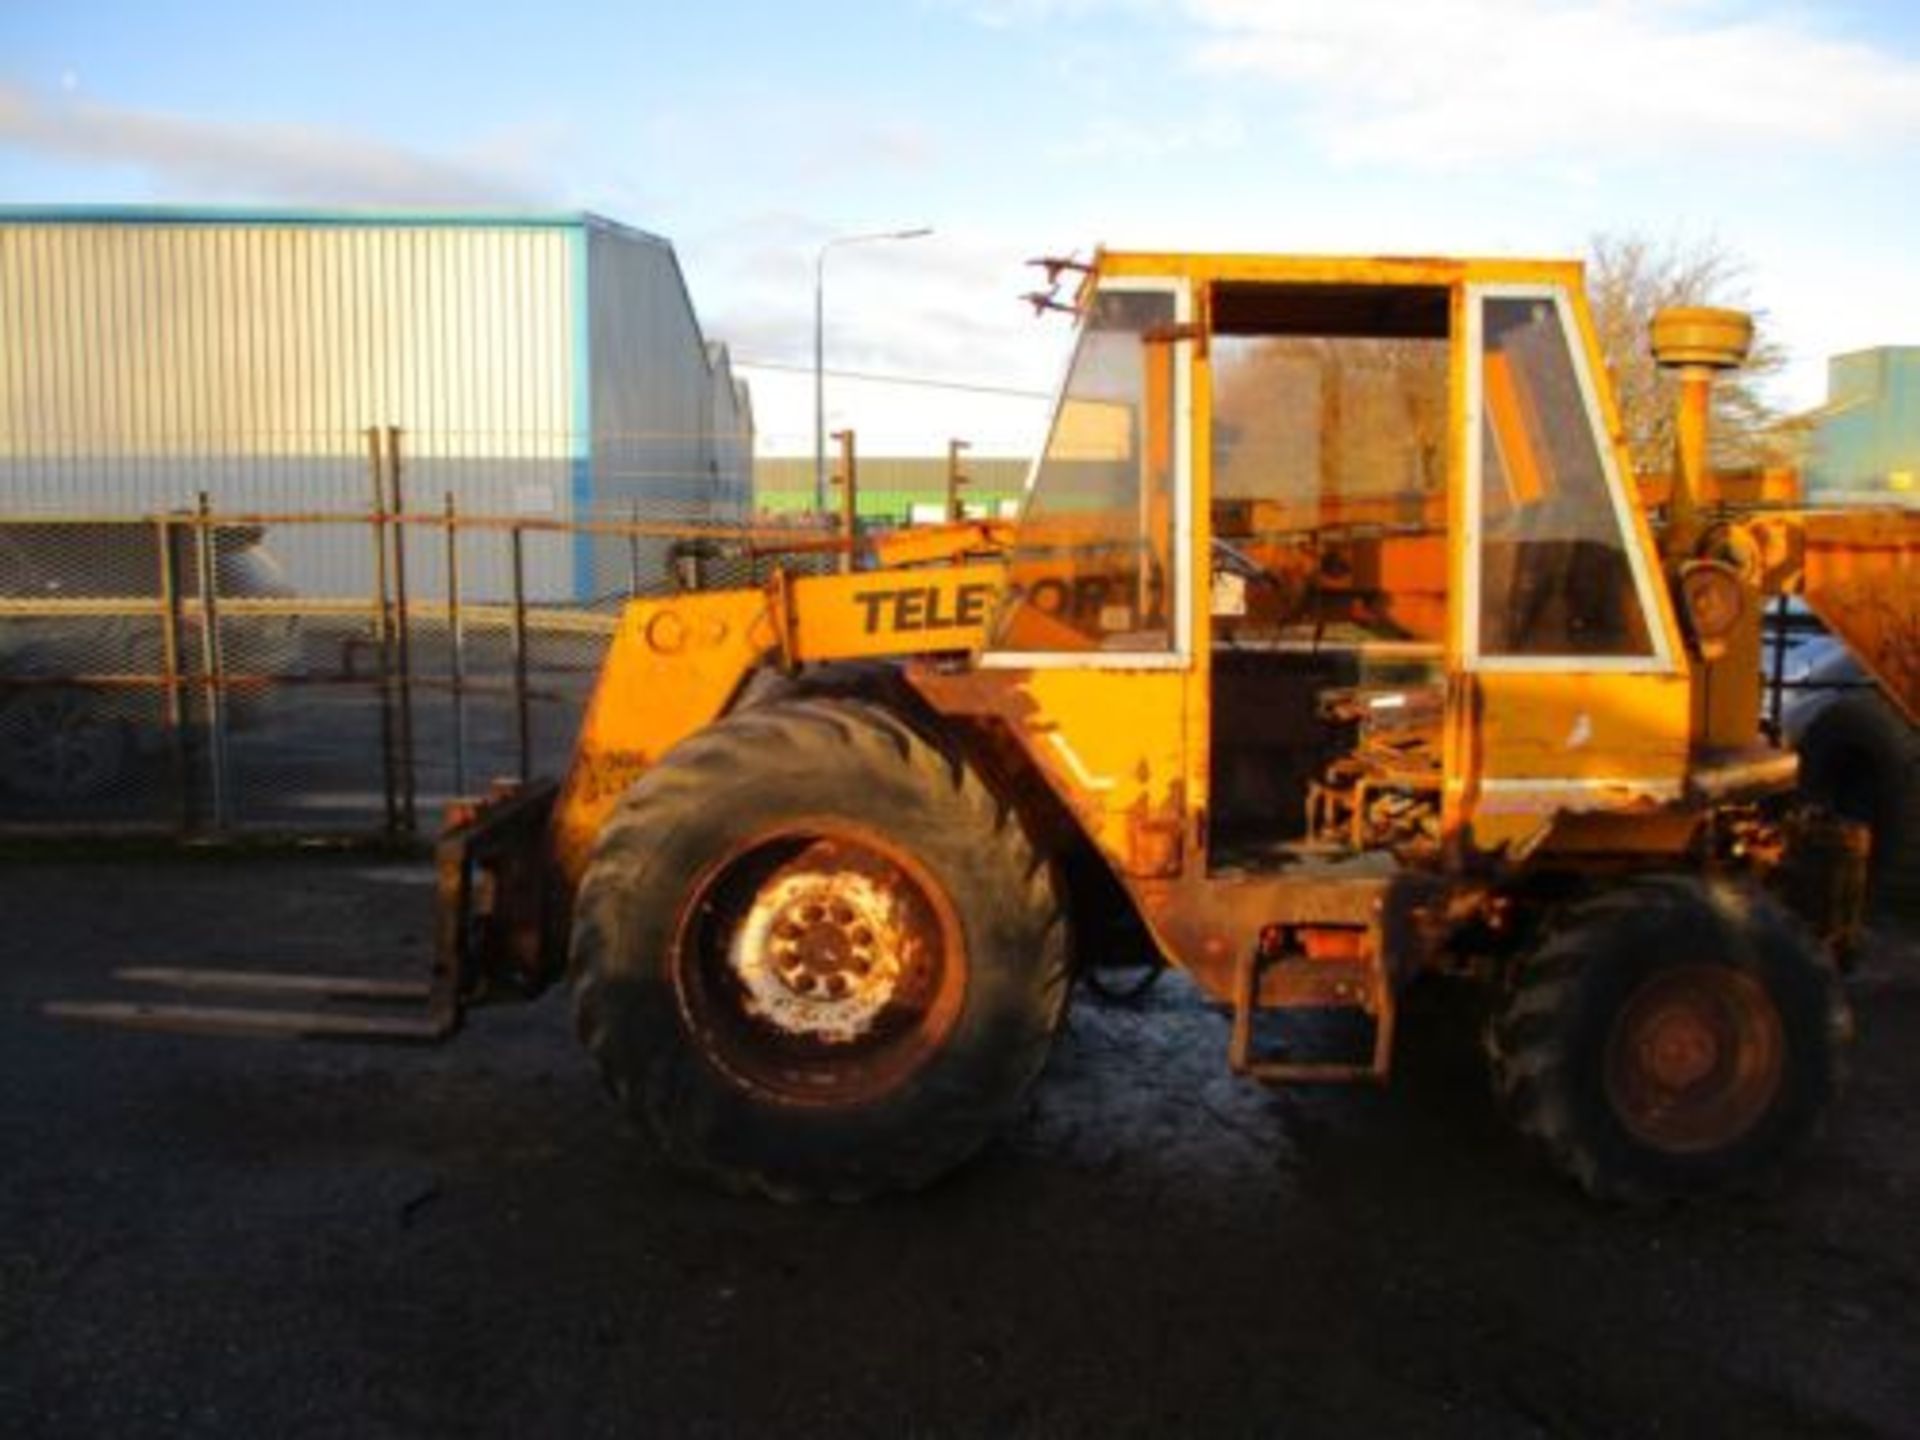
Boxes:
[547,248,1918,993]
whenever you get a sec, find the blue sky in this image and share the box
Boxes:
[4,0,1919,452]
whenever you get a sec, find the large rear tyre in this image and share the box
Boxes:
[570,698,1068,1201]
[1488,877,1848,1205]
[1796,690,1920,919]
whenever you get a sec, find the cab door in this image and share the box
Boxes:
[1450,283,1692,850]
[976,273,1198,881]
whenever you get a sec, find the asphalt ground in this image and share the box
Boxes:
[2,854,1917,1438]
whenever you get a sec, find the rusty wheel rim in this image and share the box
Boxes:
[672,825,966,1107]
[1603,965,1785,1155]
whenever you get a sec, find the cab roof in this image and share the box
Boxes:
[1089,249,1587,291]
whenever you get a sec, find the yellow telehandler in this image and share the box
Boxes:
[59,250,1920,1205]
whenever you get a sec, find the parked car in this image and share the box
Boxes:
[1778,619,1919,917]
[0,522,302,805]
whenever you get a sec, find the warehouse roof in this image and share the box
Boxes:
[0,204,667,246]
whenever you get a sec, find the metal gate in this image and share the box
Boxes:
[0,433,823,840]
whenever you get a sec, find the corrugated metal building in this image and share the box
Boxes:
[0,206,752,599]
[1807,346,1920,505]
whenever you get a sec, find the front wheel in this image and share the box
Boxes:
[570,698,1068,1201]
[1488,877,1848,1204]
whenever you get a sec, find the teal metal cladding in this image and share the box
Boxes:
[1808,347,1920,506]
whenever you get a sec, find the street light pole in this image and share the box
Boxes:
[813,226,933,514]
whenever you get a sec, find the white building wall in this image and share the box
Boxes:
[0,215,581,598]
[1,211,749,603]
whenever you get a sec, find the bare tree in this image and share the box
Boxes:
[1586,233,1790,475]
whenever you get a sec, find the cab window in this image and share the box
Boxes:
[992,285,1179,655]
[1210,282,1450,651]
[1476,294,1654,659]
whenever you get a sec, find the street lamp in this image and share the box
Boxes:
[814,226,934,513]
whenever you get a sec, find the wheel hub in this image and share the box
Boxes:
[1604,965,1785,1154]
[729,870,909,1043]
[676,827,966,1107]
[1636,1006,1720,1091]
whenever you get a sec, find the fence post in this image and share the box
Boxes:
[366,427,399,836]
[444,491,468,797]
[628,500,642,597]
[947,438,971,522]
[385,426,417,834]
[193,492,232,831]
[833,427,858,575]
[153,516,192,832]
[510,523,532,782]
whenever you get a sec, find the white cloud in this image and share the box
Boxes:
[1182,0,1920,167]
[629,99,937,195]
[1046,108,1246,161]
[0,83,552,205]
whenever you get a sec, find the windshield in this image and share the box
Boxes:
[991,286,1179,654]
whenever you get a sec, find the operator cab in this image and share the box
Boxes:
[987,253,1685,875]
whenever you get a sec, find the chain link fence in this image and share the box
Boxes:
[0,437,838,840]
